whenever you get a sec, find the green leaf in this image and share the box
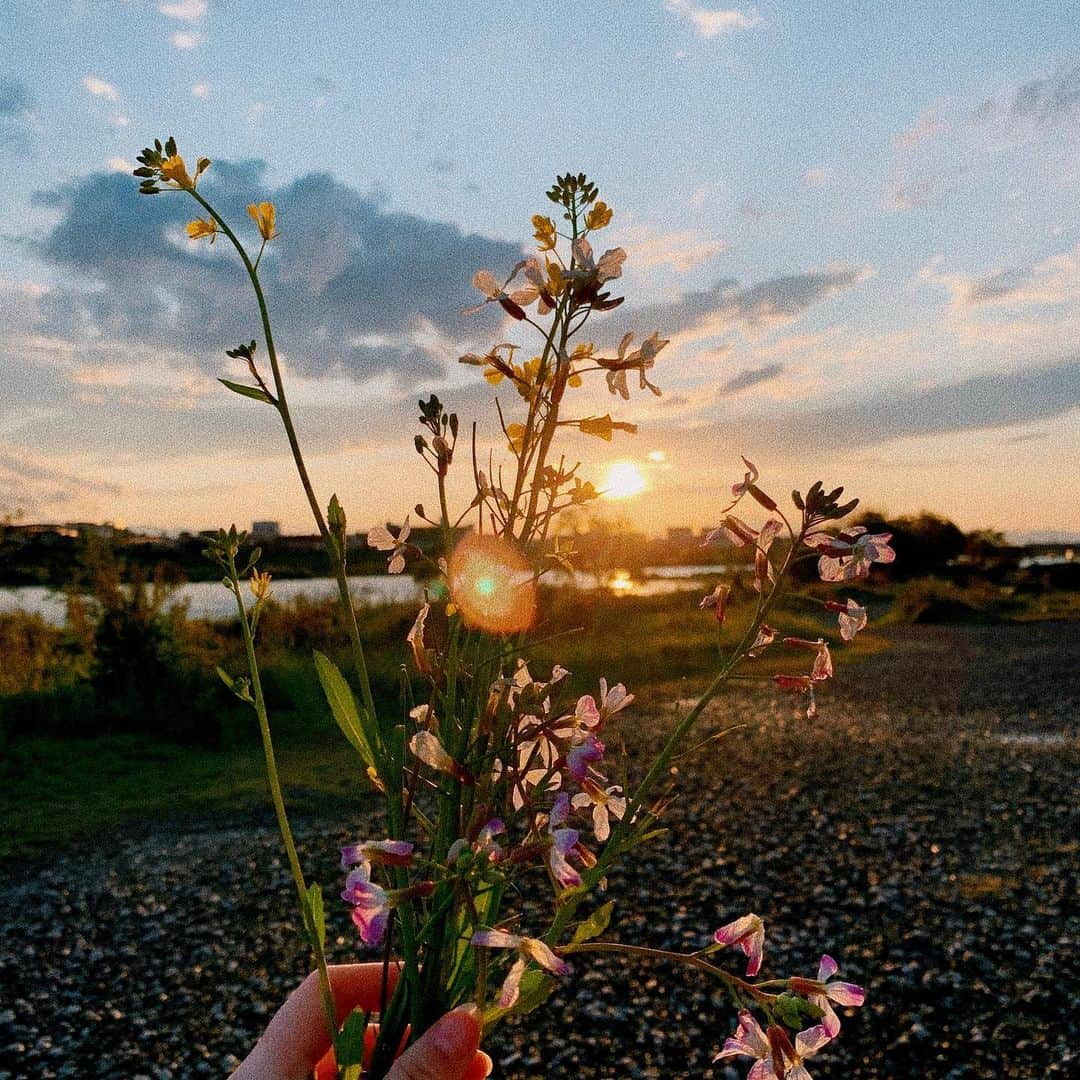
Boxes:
[335,1008,368,1079]
[313,650,376,769]
[215,666,235,691]
[774,993,806,1030]
[306,882,326,951]
[219,378,273,404]
[571,900,614,945]
[482,969,557,1025]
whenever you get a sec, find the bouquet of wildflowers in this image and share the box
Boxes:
[134,139,894,1078]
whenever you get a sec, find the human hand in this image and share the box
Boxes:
[232,963,492,1080]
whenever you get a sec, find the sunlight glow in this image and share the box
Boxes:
[602,461,648,500]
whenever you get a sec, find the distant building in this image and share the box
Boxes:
[666,526,695,545]
[251,520,282,541]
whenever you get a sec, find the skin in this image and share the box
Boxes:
[232,964,492,1080]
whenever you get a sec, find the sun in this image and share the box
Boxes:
[602,460,648,499]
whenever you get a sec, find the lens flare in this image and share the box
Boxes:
[447,533,537,635]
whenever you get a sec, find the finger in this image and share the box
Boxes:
[388,1007,484,1080]
[235,963,398,1080]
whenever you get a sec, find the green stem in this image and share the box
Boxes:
[227,556,338,1048]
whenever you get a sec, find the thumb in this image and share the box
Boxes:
[388,1006,486,1080]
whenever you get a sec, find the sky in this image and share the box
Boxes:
[2,1,1079,540]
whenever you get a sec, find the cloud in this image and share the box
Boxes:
[803,166,830,187]
[718,362,784,395]
[191,82,211,99]
[0,78,33,145]
[29,163,523,388]
[159,0,207,21]
[665,1,762,38]
[171,31,203,49]
[625,264,871,348]
[981,64,1080,128]
[888,67,1080,211]
[918,245,1080,310]
[0,444,122,515]
[82,75,119,102]
[614,225,727,272]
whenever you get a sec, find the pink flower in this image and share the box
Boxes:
[409,731,472,784]
[810,528,896,582]
[825,598,868,641]
[754,518,784,593]
[782,637,834,682]
[715,1013,833,1080]
[340,839,414,870]
[731,456,759,499]
[566,731,605,780]
[598,678,634,723]
[705,515,759,549]
[552,694,601,739]
[700,583,731,624]
[773,673,818,719]
[547,793,583,887]
[571,778,627,842]
[470,929,571,1009]
[749,624,777,657]
[512,733,561,809]
[367,516,412,574]
[792,955,866,1038]
[569,236,626,284]
[341,863,390,947]
[464,265,531,320]
[714,913,765,976]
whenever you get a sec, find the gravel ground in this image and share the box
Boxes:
[1,622,1077,1078]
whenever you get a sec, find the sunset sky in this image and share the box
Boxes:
[2,2,1079,539]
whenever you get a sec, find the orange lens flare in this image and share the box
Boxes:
[447,534,537,635]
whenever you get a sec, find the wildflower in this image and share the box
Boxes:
[571,778,627,842]
[569,237,625,284]
[808,528,896,582]
[532,214,558,251]
[599,330,667,399]
[409,731,472,784]
[773,673,818,719]
[341,862,391,947]
[754,518,784,593]
[749,624,777,657]
[790,954,866,1038]
[406,603,433,676]
[731,456,759,499]
[185,216,217,242]
[706,515,759,548]
[247,201,278,241]
[565,731,605,780]
[547,795,582,888]
[598,678,634,723]
[699,583,731,624]
[585,200,613,230]
[715,1011,833,1080]
[825,598,869,641]
[713,913,765,976]
[782,637,834,682]
[367,515,411,574]
[466,266,530,320]
[470,929,570,1009]
[552,694,601,739]
[340,839,414,871]
[249,569,272,601]
[578,414,639,441]
[160,153,193,189]
[512,734,560,810]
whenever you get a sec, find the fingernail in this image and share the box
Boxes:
[431,1009,480,1059]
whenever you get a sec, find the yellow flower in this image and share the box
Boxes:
[160,154,193,189]
[532,214,558,251]
[249,569,273,601]
[568,370,583,388]
[185,217,218,243]
[585,201,613,230]
[506,423,526,455]
[247,201,278,241]
[484,366,505,385]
